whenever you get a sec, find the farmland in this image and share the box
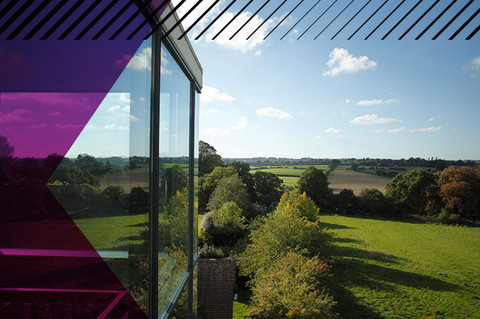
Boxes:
[328,170,391,195]
[249,165,329,187]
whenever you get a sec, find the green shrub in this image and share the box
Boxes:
[248,252,337,319]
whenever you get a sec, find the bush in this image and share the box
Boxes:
[277,189,319,222]
[238,204,332,279]
[248,252,337,319]
[358,188,389,216]
[202,202,246,247]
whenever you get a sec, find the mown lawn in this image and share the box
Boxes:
[319,215,480,319]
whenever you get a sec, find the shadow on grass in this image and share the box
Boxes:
[326,242,460,318]
[318,222,355,230]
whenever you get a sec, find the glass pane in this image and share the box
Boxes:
[158,43,192,315]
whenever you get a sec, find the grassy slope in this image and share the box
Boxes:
[319,215,480,319]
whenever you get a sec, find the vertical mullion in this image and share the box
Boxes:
[149,29,161,319]
[187,81,195,319]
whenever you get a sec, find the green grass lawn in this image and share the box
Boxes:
[319,215,480,319]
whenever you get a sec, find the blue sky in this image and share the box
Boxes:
[173,0,480,160]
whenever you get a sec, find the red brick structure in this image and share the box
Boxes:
[198,258,236,319]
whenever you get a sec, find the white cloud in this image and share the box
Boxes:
[231,117,247,130]
[161,50,172,75]
[470,55,480,70]
[372,129,385,133]
[335,135,343,138]
[388,127,405,133]
[200,85,235,102]
[130,115,140,122]
[419,126,441,132]
[323,48,377,76]
[206,108,218,114]
[314,136,322,139]
[408,129,416,133]
[172,0,222,30]
[345,98,353,103]
[201,127,230,135]
[254,50,262,57]
[203,10,277,52]
[104,124,116,130]
[351,114,401,125]
[355,99,401,106]
[427,116,442,122]
[256,107,292,119]
[127,47,151,71]
[325,127,341,133]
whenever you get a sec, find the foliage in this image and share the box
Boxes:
[385,168,435,215]
[0,134,15,157]
[199,166,237,213]
[277,189,319,222]
[435,166,480,220]
[350,162,359,171]
[199,140,224,177]
[358,188,389,216]
[198,243,226,258]
[207,174,251,217]
[74,153,107,175]
[238,204,332,280]
[332,188,359,215]
[228,160,256,199]
[159,191,189,251]
[253,171,284,206]
[129,186,149,214]
[297,166,332,211]
[248,252,337,319]
[101,185,127,209]
[203,202,246,247]
[161,164,188,202]
[49,161,100,188]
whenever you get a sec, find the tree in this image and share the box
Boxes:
[350,162,359,171]
[207,174,251,217]
[385,168,435,215]
[203,202,246,247]
[248,252,336,319]
[161,164,188,202]
[198,166,237,213]
[435,166,480,220]
[227,160,255,199]
[0,134,15,157]
[253,171,284,206]
[101,185,127,209]
[129,187,149,214]
[332,188,359,215]
[238,204,332,279]
[74,154,106,175]
[297,166,332,211]
[358,188,389,216]
[277,189,318,222]
[199,140,224,177]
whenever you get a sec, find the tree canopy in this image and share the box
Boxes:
[199,140,224,177]
[297,166,332,210]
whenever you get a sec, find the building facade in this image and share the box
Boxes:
[0,1,202,318]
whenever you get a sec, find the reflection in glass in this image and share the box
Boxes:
[157,43,192,315]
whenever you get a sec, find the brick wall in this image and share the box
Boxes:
[197,258,236,319]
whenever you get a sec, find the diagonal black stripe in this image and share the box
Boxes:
[76,0,119,40]
[432,0,473,40]
[298,0,335,40]
[230,0,270,40]
[365,0,405,40]
[24,0,68,39]
[332,0,371,40]
[7,0,51,40]
[211,0,253,40]
[348,0,388,40]
[382,0,422,40]
[41,0,84,40]
[449,7,480,40]
[265,0,303,40]
[195,0,237,40]
[399,0,438,40]
[161,0,203,41]
[466,23,479,40]
[416,0,456,40]
[58,0,101,40]
[315,0,353,40]
[0,1,17,22]
[247,0,287,40]
[0,0,34,36]
[143,0,186,40]
[110,0,155,40]
[179,0,220,40]
[127,0,170,40]
[281,0,321,40]
[93,0,135,40]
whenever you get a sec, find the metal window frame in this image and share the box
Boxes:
[149,26,200,319]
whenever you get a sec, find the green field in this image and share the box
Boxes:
[320,215,480,319]
[232,216,480,318]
